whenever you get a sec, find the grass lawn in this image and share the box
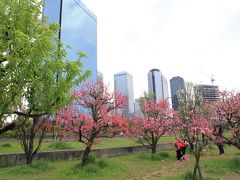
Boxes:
[0,136,175,154]
[0,145,239,180]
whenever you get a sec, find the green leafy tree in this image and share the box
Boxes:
[0,0,90,164]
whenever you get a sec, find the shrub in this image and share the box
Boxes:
[48,141,71,150]
[151,152,170,161]
[0,143,11,147]
[88,152,97,164]
[97,159,108,169]
[159,152,170,158]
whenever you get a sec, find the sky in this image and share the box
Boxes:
[81,0,240,99]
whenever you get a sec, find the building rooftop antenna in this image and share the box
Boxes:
[211,75,215,86]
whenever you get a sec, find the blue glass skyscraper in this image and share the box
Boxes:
[170,76,185,111]
[43,0,97,80]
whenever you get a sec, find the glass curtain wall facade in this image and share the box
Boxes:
[43,0,97,81]
[170,76,185,111]
[148,69,169,102]
[114,72,135,118]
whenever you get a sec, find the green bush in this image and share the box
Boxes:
[151,152,170,161]
[0,143,11,147]
[97,158,108,169]
[159,152,170,158]
[88,152,97,164]
[48,141,71,150]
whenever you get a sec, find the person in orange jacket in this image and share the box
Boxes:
[175,139,187,161]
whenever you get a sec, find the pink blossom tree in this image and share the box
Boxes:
[176,82,214,180]
[130,99,177,154]
[56,80,128,166]
[178,112,213,180]
[212,91,240,149]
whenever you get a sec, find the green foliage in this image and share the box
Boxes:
[82,157,108,173]
[178,172,219,180]
[207,144,216,150]
[6,160,52,175]
[88,152,97,164]
[232,157,240,172]
[0,143,11,147]
[84,164,98,173]
[96,158,108,169]
[30,160,52,171]
[0,0,89,127]
[183,171,194,180]
[68,154,108,175]
[0,148,239,180]
[151,152,170,161]
[136,151,171,161]
[48,141,72,150]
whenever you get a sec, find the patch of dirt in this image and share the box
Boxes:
[221,174,240,180]
[132,160,188,180]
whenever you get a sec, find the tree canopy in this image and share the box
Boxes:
[0,0,90,132]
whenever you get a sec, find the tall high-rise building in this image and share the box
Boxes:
[43,0,97,80]
[199,84,220,103]
[97,71,103,82]
[114,72,134,117]
[148,69,169,101]
[170,76,185,111]
[134,98,142,116]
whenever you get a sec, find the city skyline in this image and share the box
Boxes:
[82,0,240,98]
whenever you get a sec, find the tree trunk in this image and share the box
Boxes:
[189,142,194,151]
[151,142,157,154]
[197,162,202,179]
[151,135,157,154]
[25,153,33,165]
[81,145,92,166]
[193,154,202,180]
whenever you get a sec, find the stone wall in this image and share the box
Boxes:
[0,143,174,167]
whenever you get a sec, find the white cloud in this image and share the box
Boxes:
[82,0,240,98]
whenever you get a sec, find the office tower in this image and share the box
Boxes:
[114,72,134,118]
[170,76,185,111]
[148,69,169,102]
[43,0,97,80]
[134,98,142,116]
[199,84,220,103]
[97,71,103,82]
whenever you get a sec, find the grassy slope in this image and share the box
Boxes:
[0,145,239,180]
[0,136,175,153]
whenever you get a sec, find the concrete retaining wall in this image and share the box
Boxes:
[0,143,174,167]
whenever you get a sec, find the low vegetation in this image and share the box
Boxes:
[0,145,238,180]
[0,136,175,154]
